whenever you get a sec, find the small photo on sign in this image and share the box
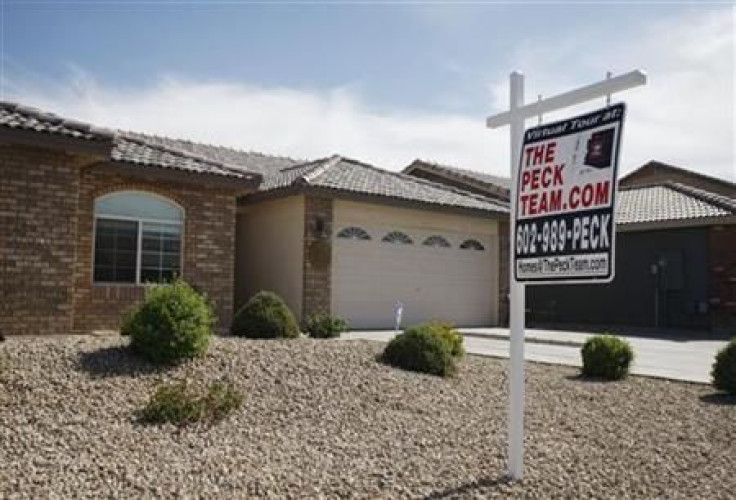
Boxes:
[584,127,615,169]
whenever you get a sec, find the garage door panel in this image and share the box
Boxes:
[333,230,495,329]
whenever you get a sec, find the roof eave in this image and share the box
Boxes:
[89,160,262,194]
[0,126,113,157]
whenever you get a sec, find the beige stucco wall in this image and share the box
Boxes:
[235,196,305,320]
[332,199,501,327]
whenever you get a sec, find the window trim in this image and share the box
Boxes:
[92,191,185,286]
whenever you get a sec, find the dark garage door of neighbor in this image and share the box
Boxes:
[527,227,710,330]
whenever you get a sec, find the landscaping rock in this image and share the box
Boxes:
[0,336,734,498]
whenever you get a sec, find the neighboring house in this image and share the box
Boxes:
[0,102,508,335]
[403,160,736,332]
[620,160,736,198]
[403,160,511,202]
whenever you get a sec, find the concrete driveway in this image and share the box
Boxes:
[343,327,729,384]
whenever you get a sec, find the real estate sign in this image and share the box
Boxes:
[514,103,626,283]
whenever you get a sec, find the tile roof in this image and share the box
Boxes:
[617,182,736,225]
[0,101,114,142]
[255,155,509,214]
[404,159,511,190]
[0,101,259,181]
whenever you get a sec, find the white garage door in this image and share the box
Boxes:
[332,226,495,330]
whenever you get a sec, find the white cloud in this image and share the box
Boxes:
[7,6,734,182]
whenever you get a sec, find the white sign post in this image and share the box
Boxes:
[486,70,647,481]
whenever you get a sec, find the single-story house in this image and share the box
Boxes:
[402,160,736,332]
[0,102,508,335]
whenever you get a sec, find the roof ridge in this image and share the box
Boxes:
[407,159,510,186]
[0,100,116,140]
[622,160,736,189]
[120,129,305,164]
[299,155,342,184]
[338,156,509,210]
[666,181,736,214]
[116,134,259,179]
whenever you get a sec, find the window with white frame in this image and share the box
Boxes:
[93,191,184,284]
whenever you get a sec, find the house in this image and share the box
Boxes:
[0,102,508,335]
[403,160,736,332]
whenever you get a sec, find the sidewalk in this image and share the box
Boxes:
[343,327,729,383]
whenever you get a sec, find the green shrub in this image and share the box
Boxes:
[230,291,300,339]
[123,279,213,365]
[712,338,736,395]
[381,324,458,377]
[580,335,634,380]
[303,314,348,339]
[425,321,465,358]
[138,380,243,426]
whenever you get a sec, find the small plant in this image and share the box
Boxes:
[123,279,214,365]
[425,321,465,358]
[580,334,634,380]
[381,324,458,377]
[303,314,348,339]
[138,380,243,426]
[712,338,736,395]
[231,291,300,339]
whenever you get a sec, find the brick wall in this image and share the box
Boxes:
[73,167,238,333]
[302,196,333,319]
[498,220,510,326]
[708,224,736,333]
[0,145,82,336]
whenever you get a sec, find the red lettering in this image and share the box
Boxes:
[582,184,593,207]
[549,190,562,212]
[521,171,532,192]
[595,181,610,205]
[553,164,564,185]
[569,186,580,209]
[533,145,545,165]
[545,142,556,163]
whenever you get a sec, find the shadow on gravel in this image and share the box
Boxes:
[422,475,512,499]
[699,393,736,406]
[76,346,165,378]
[564,374,619,384]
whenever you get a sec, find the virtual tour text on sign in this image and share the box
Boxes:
[514,103,626,283]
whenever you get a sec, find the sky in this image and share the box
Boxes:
[2,1,734,181]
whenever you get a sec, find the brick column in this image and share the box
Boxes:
[302,196,333,319]
[708,224,736,334]
[498,219,510,327]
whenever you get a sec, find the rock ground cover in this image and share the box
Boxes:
[1,336,735,499]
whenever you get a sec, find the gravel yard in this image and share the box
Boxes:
[1,336,735,499]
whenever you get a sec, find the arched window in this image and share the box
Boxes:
[382,231,413,245]
[422,235,451,248]
[336,226,371,241]
[93,191,183,284]
[460,239,485,251]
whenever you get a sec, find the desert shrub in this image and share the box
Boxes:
[381,325,457,377]
[303,314,348,339]
[712,338,736,395]
[425,321,465,358]
[580,334,634,380]
[138,380,243,426]
[230,291,299,339]
[123,279,213,365]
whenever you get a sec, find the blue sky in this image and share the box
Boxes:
[3,2,734,180]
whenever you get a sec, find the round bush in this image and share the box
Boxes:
[303,314,348,339]
[231,291,299,339]
[580,335,634,380]
[123,279,213,365]
[425,322,465,358]
[712,338,736,395]
[381,326,456,377]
